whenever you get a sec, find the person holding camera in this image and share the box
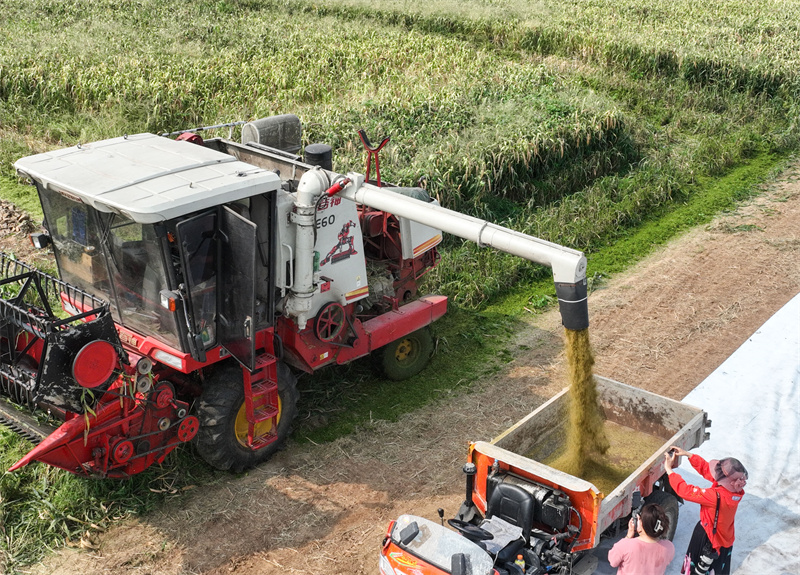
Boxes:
[608,503,675,574]
[665,447,748,575]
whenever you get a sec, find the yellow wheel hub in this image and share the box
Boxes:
[234,396,282,448]
[395,338,414,362]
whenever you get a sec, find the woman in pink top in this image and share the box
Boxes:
[608,503,675,575]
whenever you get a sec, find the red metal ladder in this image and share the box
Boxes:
[242,354,280,449]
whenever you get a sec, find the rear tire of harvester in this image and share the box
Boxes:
[644,489,679,541]
[195,361,298,472]
[378,327,434,381]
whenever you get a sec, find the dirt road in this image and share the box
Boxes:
[21,161,800,574]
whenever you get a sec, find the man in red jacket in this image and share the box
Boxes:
[665,447,748,575]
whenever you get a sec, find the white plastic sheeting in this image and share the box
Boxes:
[595,293,800,574]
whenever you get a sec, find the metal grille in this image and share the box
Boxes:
[0,252,111,410]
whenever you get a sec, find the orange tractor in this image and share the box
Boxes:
[380,377,711,575]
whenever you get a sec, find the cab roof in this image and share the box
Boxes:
[14,133,281,224]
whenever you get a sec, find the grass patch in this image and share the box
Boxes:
[588,152,786,276]
[240,0,800,97]
[0,432,220,572]
[294,307,520,443]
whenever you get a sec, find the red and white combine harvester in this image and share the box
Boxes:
[1,115,588,478]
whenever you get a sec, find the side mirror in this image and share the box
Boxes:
[30,232,50,249]
[398,522,420,545]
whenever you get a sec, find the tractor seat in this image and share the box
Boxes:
[479,482,534,565]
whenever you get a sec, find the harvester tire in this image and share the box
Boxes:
[195,361,298,472]
[379,327,433,381]
[644,489,679,541]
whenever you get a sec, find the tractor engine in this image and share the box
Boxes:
[361,263,397,312]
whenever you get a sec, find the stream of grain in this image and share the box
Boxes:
[557,328,609,476]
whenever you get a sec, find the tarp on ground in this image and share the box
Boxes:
[594,293,800,574]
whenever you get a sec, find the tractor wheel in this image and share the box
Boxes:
[195,361,298,472]
[644,489,680,541]
[379,327,434,381]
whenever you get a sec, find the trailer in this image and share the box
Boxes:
[381,376,711,575]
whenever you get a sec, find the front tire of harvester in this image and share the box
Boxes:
[195,361,298,472]
[379,327,434,381]
[644,489,679,541]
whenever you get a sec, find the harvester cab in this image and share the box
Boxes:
[17,134,285,369]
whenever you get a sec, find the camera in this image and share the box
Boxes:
[631,488,642,533]
[692,544,719,575]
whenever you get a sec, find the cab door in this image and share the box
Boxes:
[217,206,258,371]
[176,210,218,362]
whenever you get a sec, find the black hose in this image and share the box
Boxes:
[567,507,583,552]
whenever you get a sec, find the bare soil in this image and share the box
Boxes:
[12,161,800,575]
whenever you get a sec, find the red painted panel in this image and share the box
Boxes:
[362,295,448,351]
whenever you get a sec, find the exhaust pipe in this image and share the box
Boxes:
[284,167,330,329]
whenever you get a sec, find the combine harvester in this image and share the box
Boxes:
[1,115,588,478]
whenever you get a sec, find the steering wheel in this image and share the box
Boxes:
[447,519,494,541]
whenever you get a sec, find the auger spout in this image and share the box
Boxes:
[336,174,589,330]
